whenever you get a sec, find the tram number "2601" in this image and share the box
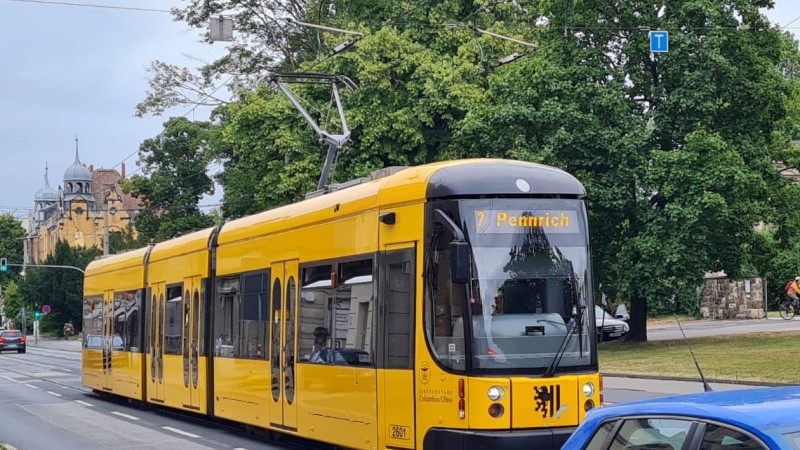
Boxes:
[389,425,410,440]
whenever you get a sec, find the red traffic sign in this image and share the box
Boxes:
[42,305,51,314]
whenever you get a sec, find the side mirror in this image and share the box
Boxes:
[449,240,470,284]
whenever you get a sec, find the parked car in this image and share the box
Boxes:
[0,330,26,353]
[595,305,629,341]
[562,386,800,450]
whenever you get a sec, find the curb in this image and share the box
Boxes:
[602,372,796,387]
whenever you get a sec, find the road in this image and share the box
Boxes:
[647,316,800,340]
[0,340,292,450]
[2,329,781,449]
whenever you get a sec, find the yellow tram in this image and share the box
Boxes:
[83,159,602,450]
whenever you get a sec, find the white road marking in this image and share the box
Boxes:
[161,426,200,438]
[75,400,94,407]
[24,384,38,389]
[46,391,62,397]
[2,376,21,383]
[111,411,140,421]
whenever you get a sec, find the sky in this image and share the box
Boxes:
[0,0,224,218]
[0,0,799,220]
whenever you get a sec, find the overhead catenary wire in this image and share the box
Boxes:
[1,0,169,13]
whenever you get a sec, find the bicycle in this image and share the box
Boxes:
[779,297,798,320]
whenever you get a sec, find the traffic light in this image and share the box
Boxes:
[34,311,41,319]
[0,258,6,272]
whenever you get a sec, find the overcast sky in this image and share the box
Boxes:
[0,0,224,217]
[0,1,798,219]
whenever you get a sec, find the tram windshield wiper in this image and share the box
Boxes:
[544,304,585,377]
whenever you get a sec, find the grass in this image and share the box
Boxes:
[599,331,800,384]
[646,315,699,326]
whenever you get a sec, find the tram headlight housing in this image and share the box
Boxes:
[487,386,505,401]
[582,382,595,398]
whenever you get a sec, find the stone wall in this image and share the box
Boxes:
[700,276,765,319]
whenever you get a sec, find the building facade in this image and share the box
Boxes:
[27,141,141,263]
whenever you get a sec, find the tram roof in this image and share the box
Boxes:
[149,227,216,262]
[84,246,150,277]
[218,158,584,246]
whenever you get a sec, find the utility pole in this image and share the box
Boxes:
[103,200,109,256]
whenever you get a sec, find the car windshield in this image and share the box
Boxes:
[1,331,21,338]
[596,306,615,322]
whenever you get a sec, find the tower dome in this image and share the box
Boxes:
[64,138,92,182]
[34,163,57,202]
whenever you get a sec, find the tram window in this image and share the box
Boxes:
[241,272,269,359]
[424,243,467,370]
[298,264,333,363]
[332,259,374,366]
[215,277,239,358]
[382,249,415,369]
[113,290,141,351]
[164,285,183,355]
[83,296,103,340]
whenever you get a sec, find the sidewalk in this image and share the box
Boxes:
[26,335,82,352]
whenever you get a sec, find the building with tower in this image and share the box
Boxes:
[27,138,141,263]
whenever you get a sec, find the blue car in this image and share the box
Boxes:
[562,386,800,450]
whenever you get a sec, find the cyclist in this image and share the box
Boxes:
[789,276,800,308]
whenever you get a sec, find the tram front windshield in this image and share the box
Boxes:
[424,198,594,374]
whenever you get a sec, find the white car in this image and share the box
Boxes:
[595,305,629,341]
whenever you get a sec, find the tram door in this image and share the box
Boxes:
[181,275,202,410]
[148,282,165,402]
[269,260,299,431]
[102,289,115,389]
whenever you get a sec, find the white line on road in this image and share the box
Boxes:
[2,376,21,383]
[24,384,38,389]
[75,400,93,407]
[46,391,62,397]
[162,426,200,438]
[111,411,140,421]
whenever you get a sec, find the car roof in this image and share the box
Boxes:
[585,386,800,433]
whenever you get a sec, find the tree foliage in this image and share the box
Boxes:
[122,117,215,243]
[141,0,800,342]
[16,241,100,334]
[0,214,25,285]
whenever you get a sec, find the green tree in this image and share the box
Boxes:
[156,0,800,343]
[17,241,100,334]
[121,117,215,243]
[527,0,800,340]
[2,280,25,331]
[135,1,314,117]
[0,214,25,284]
[108,228,148,254]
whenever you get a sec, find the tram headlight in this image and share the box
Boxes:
[582,382,595,398]
[487,386,505,401]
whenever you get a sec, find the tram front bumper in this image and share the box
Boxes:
[422,426,576,450]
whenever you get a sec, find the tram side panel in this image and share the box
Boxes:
[83,254,147,401]
[147,240,210,414]
[215,210,380,449]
